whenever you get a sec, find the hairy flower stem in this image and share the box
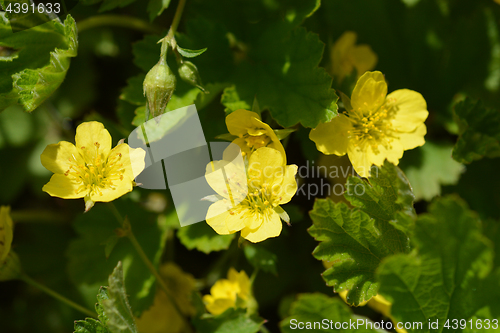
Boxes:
[20,273,96,318]
[107,203,192,332]
[160,0,188,57]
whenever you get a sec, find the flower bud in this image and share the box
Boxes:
[143,57,176,121]
[178,60,205,92]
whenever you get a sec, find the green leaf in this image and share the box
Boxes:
[177,222,234,254]
[101,262,138,333]
[96,287,110,327]
[132,33,164,72]
[280,293,384,333]
[345,161,416,236]
[74,318,110,333]
[193,308,264,333]
[147,0,171,21]
[66,200,171,315]
[221,26,338,128]
[120,74,146,106]
[176,46,208,58]
[0,14,78,112]
[243,244,278,275]
[308,162,416,305]
[400,141,464,201]
[452,98,500,163]
[377,196,499,332]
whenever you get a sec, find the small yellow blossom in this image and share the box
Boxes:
[205,147,297,243]
[330,31,378,83]
[226,109,285,161]
[136,263,196,333]
[41,121,146,211]
[203,268,252,315]
[310,71,428,177]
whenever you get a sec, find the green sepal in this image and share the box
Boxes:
[176,45,208,58]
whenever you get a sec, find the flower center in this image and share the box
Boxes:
[243,181,281,214]
[65,141,126,197]
[244,134,271,151]
[346,99,397,153]
[220,173,282,216]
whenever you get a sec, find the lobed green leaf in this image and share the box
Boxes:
[101,262,138,333]
[308,161,416,305]
[452,98,500,163]
[0,14,78,112]
[280,293,385,333]
[377,196,500,332]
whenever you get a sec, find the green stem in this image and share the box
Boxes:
[160,0,188,59]
[77,15,161,34]
[20,274,95,318]
[168,0,187,39]
[250,268,260,285]
[107,203,192,332]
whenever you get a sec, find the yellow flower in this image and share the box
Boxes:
[41,121,146,211]
[205,147,297,243]
[203,268,252,315]
[226,109,285,161]
[310,71,428,177]
[136,263,196,333]
[330,31,377,83]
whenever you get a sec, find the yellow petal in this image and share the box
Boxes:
[224,207,247,233]
[111,144,146,179]
[309,114,351,156]
[42,174,85,199]
[241,210,282,243]
[276,165,298,204]
[0,206,14,263]
[75,121,112,161]
[396,123,427,150]
[330,31,357,81]
[387,89,428,132]
[205,297,235,316]
[40,141,83,174]
[251,117,287,162]
[226,110,261,136]
[210,280,238,299]
[242,209,264,230]
[247,147,285,188]
[351,45,378,76]
[89,175,134,203]
[235,270,251,300]
[206,200,232,235]
[351,71,387,112]
[231,137,252,157]
[367,139,404,167]
[205,160,247,202]
[347,144,372,178]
